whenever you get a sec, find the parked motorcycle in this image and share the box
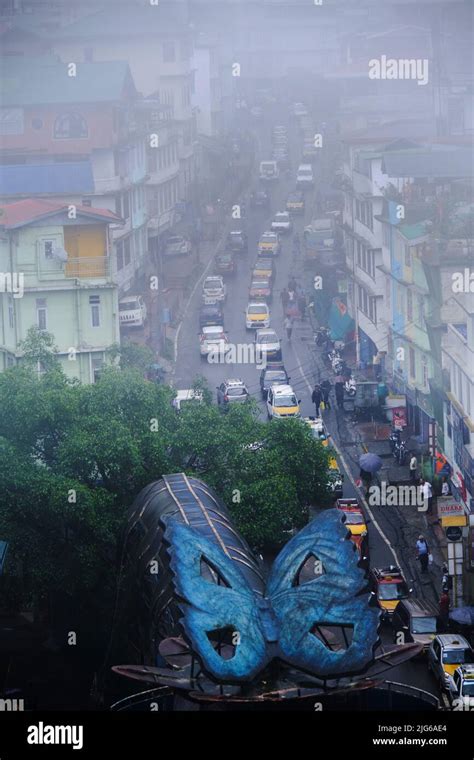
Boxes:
[344,376,357,397]
[315,326,330,346]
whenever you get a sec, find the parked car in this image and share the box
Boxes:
[286,191,305,214]
[370,566,410,621]
[259,160,279,181]
[249,278,272,303]
[202,275,227,304]
[199,304,224,329]
[260,365,289,399]
[271,212,292,234]
[216,378,249,407]
[119,295,147,328]
[327,455,344,499]
[163,235,192,257]
[227,229,248,253]
[199,325,230,359]
[428,634,474,692]
[267,384,300,419]
[172,389,203,411]
[392,598,439,652]
[245,302,270,330]
[448,664,474,706]
[215,251,235,276]
[258,232,281,257]
[254,328,282,361]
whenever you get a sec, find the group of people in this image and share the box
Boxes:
[281,278,307,339]
[310,377,345,414]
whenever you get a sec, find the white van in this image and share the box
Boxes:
[119,295,147,328]
[259,160,279,181]
[172,389,203,411]
[296,163,314,188]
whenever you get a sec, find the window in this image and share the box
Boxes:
[405,245,411,267]
[91,353,103,383]
[43,240,55,259]
[124,238,131,266]
[89,295,100,327]
[163,41,175,62]
[123,192,130,219]
[36,298,47,330]
[409,347,416,378]
[421,355,428,387]
[54,112,88,139]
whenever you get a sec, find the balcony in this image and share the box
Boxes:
[37,256,111,282]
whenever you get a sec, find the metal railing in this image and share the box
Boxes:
[39,256,111,279]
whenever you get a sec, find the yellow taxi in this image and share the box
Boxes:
[258,231,281,257]
[336,498,369,566]
[253,258,275,283]
[370,566,410,621]
[266,384,300,419]
[428,635,474,692]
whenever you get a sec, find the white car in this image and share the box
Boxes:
[164,235,192,257]
[199,325,230,359]
[172,389,203,411]
[297,163,314,188]
[246,302,270,330]
[293,102,308,117]
[271,212,292,233]
[202,275,227,304]
[258,231,281,256]
[119,295,147,328]
[254,328,282,361]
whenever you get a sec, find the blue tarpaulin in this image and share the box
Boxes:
[328,299,355,341]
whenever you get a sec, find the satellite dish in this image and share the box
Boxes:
[52,246,68,262]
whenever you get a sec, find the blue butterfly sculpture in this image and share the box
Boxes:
[166,509,379,683]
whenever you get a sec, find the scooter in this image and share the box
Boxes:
[389,428,401,453]
[344,376,356,397]
[315,327,330,346]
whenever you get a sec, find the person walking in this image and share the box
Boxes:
[409,454,418,482]
[441,476,451,496]
[311,383,322,417]
[320,379,332,410]
[421,478,434,514]
[335,377,344,410]
[439,590,450,632]
[280,287,289,312]
[284,315,293,341]
[416,534,430,574]
[288,277,297,293]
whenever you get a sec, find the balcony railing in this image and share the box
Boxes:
[38,256,111,280]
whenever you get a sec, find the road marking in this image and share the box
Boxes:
[295,347,403,568]
[172,226,230,379]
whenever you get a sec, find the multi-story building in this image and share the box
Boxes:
[0,55,151,294]
[0,199,121,382]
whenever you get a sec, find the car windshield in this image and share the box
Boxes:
[259,333,278,344]
[227,387,246,396]
[218,254,232,262]
[167,237,182,244]
[265,371,286,383]
[275,215,287,221]
[299,168,312,176]
[443,649,473,665]
[378,583,409,601]
[204,279,222,289]
[261,235,276,244]
[411,617,437,634]
[342,512,364,525]
[461,682,474,697]
[119,300,139,311]
[275,395,297,407]
[249,305,268,314]
[204,327,223,337]
[251,281,269,289]
[256,261,271,269]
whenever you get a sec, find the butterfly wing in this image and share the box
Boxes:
[164,520,269,682]
[267,509,380,677]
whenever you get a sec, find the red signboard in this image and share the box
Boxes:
[392,407,407,429]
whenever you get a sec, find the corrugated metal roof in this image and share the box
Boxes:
[0,198,120,228]
[0,59,135,106]
[397,222,430,240]
[0,162,94,196]
[382,148,474,179]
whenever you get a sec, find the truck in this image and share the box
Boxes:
[303,217,337,267]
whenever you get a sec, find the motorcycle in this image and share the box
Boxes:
[315,327,330,346]
[333,339,345,352]
[389,428,401,454]
[344,376,356,397]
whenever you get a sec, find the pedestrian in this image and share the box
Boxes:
[359,468,372,497]
[442,564,452,593]
[421,478,434,514]
[439,590,450,631]
[284,315,293,340]
[441,476,451,496]
[335,379,344,409]
[288,277,297,293]
[416,534,430,574]
[409,454,418,482]
[311,383,322,417]
[280,287,289,311]
[298,293,307,321]
[321,379,332,410]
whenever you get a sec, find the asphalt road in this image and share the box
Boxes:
[173,104,443,704]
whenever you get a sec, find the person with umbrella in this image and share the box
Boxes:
[359,453,383,496]
[439,590,450,632]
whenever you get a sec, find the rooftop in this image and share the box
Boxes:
[0,199,120,229]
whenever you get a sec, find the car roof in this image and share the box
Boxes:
[248,301,269,308]
[230,229,244,234]
[298,163,312,170]
[202,324,224,332]
[275,211,289,216]
[223,378,245,386]
[271,384,295,395]
[176,389,202,401]
[200,304,221,311]
[398,598,438,616]
[120,295,141,304]
[257,328,278,337]
[435,634,471,649]
[251,279,270,285]
[458,664,474,676]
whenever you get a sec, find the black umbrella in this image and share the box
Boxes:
[359,453,383,474]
